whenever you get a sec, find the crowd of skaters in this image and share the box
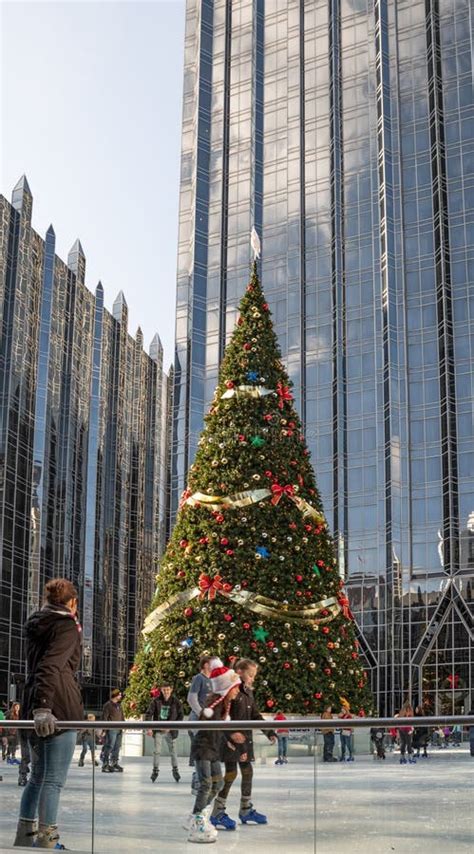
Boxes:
[1,576,474,847]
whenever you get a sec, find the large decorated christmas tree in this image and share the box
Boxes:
[124,262,372,716]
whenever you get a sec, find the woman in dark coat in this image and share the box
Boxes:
[13,578,83,849]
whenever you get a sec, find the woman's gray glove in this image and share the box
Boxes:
[33,708,57,737]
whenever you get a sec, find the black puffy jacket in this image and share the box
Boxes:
[221,684,276,762]
[22,605,83,727]
[145,693,184,738]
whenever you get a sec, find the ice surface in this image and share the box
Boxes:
[0,747,472,852]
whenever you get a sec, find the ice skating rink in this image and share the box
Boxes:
[1,748,473,853]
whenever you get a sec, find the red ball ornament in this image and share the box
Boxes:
[150,687,160,698]
[130,701,137,711]
[289,522,297,530]
[322,626,330,635]
[358,681,365,688]
[305,524,312,532]
[327,642,335,649]
[243,342,252,351]
[215,514,224,523]
[176,570,186,578]
[266,699,275,708]
[237,316,243,326]
[238,435,246,443]
[199,537,209,545]
[296,590,303,597]
[305,590,312,598]
[324,668,331,675]
[242,580,248,588]
[179,539,188,548]
[314,692,322,699]
[317,560,324,567]
[358,708,366,717]
[225,380,235,388]
[262,302,269,311]
[263,414,273,422]
[243,622,251,630]
[283,662,291,670]
[247,284,254,292]
[351,652,359,659]
[184,607,193,618]
[223,614,233,622]
[265,470,273,478]
[220,538,229,546]
[266,640,275,648]
[303,700,310,707]
[250,641,257,649]
[226,549,234,556]
[295,574,303,583]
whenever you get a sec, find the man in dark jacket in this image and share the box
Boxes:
[211,658,276,829]
[146,684,183,782]
[102,689,125,773]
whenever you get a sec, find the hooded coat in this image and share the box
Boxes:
[22,604,83,726]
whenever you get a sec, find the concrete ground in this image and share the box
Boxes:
[0,747,472,853]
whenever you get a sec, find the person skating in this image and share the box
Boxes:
[146,683,183,782]
[6,702,21,764]
[338,702,354,761]
[186,658,245,843]
[13,577,83,849]
[467,709,474,757]
[413,706,429,758]
[273,710,289,765]
[210,658,276,829]
[187,655,213,794]
[397,700,416,764]
[370,727,386,759]
[78,714,99,767]
[321,705,337,762]
[102,689,125,773]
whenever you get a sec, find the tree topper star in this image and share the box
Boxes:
[250,435,265,448]
[256,546,270,558]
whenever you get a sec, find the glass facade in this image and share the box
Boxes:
[172,0,474,713]
[0,178,170,709]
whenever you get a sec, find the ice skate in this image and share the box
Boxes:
[210,811,236,831]
[13,818,37,847]
[239,806,268,825]
[35,823,66,849]
[187,814,217,843]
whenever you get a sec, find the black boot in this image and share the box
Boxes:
[151,768,159,783]
[102,764,114,773]
[172,767,181,782]
[112,762,124,772]
[78,759,84,767]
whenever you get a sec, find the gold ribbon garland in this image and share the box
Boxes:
[142,585,341,636]
[184,487,325,525]
[220,385,275,400]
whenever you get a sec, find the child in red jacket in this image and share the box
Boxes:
[274,711,289,765]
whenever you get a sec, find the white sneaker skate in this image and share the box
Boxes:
[187,814,218,843]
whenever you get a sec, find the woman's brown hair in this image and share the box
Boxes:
[43,578,78,606]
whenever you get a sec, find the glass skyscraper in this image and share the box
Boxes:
[0,177,170,708]
[172,0,473,713]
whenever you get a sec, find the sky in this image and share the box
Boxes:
[0,0,185,367]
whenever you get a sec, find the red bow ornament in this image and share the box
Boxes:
[447,674,460,689]
[276,381,293,409]
[271,483,295,505]
[198,573,232,601]
[338,594,353,620]
[179,488,192,509]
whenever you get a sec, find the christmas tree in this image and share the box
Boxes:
[124,263,373,716]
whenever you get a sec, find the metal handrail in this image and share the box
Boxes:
[2,714,473,731]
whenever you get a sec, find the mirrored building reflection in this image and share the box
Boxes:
[172,0,473,713]
[0,178,170,709]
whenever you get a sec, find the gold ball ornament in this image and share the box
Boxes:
[218,633,226,640]
[259,656,267,663]
[285,693,292,700]
[309,662,316,670]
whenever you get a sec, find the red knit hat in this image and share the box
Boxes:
[202,657,241,718]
